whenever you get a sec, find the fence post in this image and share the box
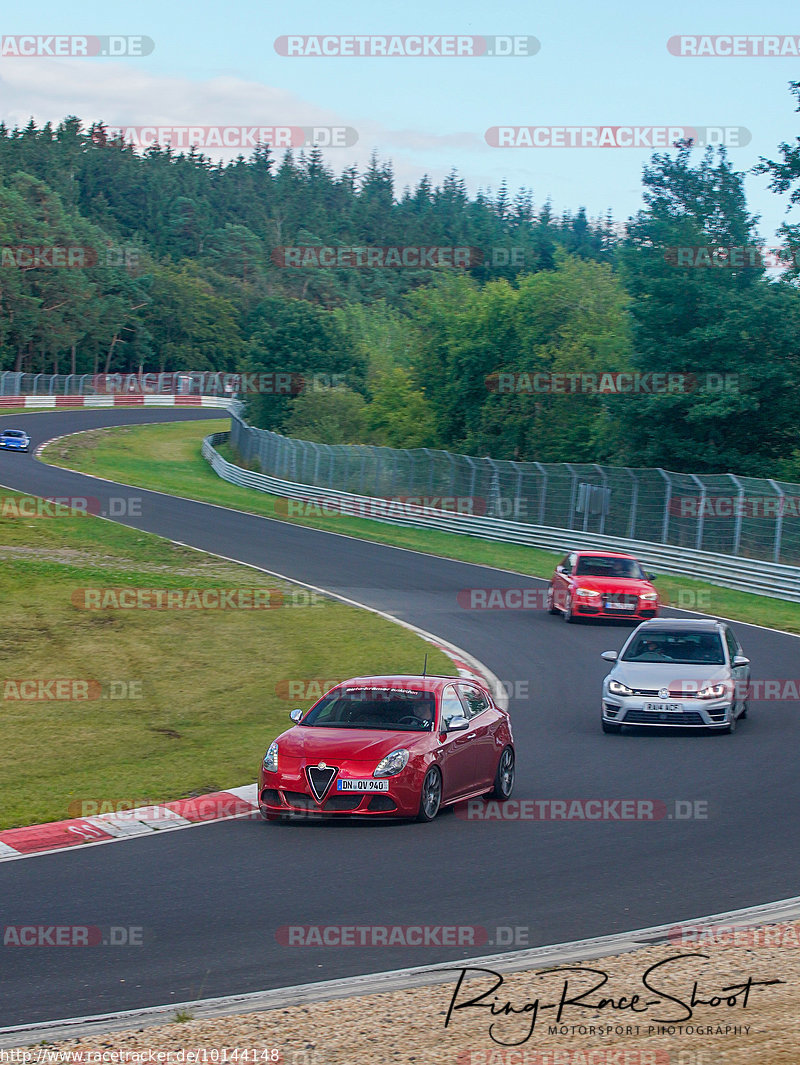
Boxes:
[729,474,745,555]
[690,474,707,551]
[465,457,477,504]
[512,461,524,524]
[657,469,671,544]
[594,464,608,535]
[486,460,501,517]
[768,479,785,563]
[533,461,547,525]
[625,468,639,539]
[565,463,578,530]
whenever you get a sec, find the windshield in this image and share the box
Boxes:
[300,686,437,730]
[574,555,646,579]
[622,630,725,665]
[3,431,25,438]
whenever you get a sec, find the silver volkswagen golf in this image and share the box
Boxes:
[600,619,750,734]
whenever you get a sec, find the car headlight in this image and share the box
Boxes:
[608,679,634,696]
[263,741,279,773]
[639,592,658,600]
[696,683,727,699]
[575,587,601,597]
[374,749,410,777]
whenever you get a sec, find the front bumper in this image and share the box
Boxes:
[602,695,733,728]
[575,603,657,620]
[259,764,423,818]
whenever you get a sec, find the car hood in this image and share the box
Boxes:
[609,662,730,687]
[572,578,655,594]
[274,725,432,762]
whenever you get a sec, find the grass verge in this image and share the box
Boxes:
[41,420,800,636]
[0,487,452,829]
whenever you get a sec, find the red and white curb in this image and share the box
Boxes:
[0,785,260,863]
[0,394,233,409]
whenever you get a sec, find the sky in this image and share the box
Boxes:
[2,0,800,243]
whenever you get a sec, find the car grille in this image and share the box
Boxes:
[305,765,338,802]
[280,790,365,812]
[623,709,705,725]
[628,688,699,698]
[603,595,640,609]
[283,791,317,809]
[323,795,364,811]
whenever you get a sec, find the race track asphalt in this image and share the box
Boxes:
[1,408,798,1026]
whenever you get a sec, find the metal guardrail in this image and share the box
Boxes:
[202,432,800,604]
[227,414,800,567]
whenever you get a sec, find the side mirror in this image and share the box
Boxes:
[555,565,564,574]
[732,655,750,667]
[446,716,470,732]
[600,650,618,662]
[648,573,657,581]
[289,708,304,723]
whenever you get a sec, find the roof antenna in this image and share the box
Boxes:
[422,653,428,677]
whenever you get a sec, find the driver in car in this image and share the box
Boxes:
[637,638,670,660]
[409,700,434,728]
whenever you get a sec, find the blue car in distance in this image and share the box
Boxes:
[0,428,30,452]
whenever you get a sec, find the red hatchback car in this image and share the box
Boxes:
[546,550,659,623]
[258,675,515,822]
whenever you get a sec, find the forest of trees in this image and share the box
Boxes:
[2,103,800,478]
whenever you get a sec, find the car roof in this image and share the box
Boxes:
[570,550,638,560]
[2,428,27,434]
[631,618,724,631]
[336,674,478,694]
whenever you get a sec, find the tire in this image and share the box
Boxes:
[602,718,622,734]
[416,766,443,822]
[489,746,515,800]
[720,707,737,734]
[564,595,577,623]
[546,587,559,615]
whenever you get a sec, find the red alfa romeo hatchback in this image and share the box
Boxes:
[259,675,515,822]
